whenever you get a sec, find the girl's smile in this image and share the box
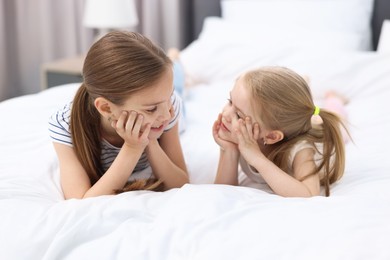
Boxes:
[220,121,230,132]
[150,123,166,132]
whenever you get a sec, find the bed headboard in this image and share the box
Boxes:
[372,0,390,49]
[183,0,390,50]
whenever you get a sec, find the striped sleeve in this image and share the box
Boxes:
[48,103,73,146]
[164,91,183,132]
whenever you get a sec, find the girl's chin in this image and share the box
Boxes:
[144,124,165,139]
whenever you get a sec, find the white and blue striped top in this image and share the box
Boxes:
[48,91,183,176]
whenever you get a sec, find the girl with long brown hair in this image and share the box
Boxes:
[213,66,349,197]
[49,31,188,199]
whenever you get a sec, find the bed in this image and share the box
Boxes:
[1,0,390,259]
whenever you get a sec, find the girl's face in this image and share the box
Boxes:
[218,76,267,144]
[112,69,174,140]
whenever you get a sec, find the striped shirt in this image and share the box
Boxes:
[48,91,183,179]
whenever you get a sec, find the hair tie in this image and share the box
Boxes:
[313,105,320,116]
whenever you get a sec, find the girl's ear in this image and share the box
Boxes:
[265,130,284,144]
[94,97,113,117]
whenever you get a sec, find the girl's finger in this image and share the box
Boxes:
[238,119,249,139]
[116,111,128,130]
[245,117,253,136]
[126,111,138,131]
[235,126,244,144]
[217,113,223,123]
[111,120,117,129]
[253,123,260,140]
[131,113,144,135]
[140,122,151,139]
[212,120,219,134]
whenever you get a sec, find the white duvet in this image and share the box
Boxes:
[1,47,390,259]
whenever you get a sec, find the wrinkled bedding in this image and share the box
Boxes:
[1,46,390,259]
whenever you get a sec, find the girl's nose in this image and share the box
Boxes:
[222,105,233,123]
[161,102,173,121]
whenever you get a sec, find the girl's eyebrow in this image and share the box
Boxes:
[142,90,174,107]
[142,100,165,107]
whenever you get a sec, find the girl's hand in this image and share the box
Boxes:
[112,111,151,151]
[235,117,263,165]
[212,113,238,151]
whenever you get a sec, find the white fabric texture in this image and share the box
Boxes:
[1,5,390,256]
[221,0,375,50]
[180,17,372,84]
[0,0,93,101]
[1,49,390,259]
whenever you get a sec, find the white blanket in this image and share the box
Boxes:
[1,49,390,259]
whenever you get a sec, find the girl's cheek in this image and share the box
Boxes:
[140,116,153,131]
[231,117,240,131]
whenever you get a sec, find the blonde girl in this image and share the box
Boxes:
[213,66,349,197]
[49,31,188,199]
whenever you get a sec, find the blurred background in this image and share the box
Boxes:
[0,0,193,101]
[0,0,389,102]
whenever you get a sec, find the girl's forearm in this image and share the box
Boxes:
[146,140,189,189]
[251,158,314,197]
[83,145,144,198]
[214,149,240,185]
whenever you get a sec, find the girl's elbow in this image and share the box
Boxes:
[179,176,190,187]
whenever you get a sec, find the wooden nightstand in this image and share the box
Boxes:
[41,55,85,89]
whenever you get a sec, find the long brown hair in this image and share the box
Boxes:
[244,66,349,196]
[70,31,172,191]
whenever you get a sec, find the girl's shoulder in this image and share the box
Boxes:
[49,102,72,127]
[170,90,182,110]
[48,102,73,145]
[291,140,314,153]
[164,91,183,132]
[288,140,316,165]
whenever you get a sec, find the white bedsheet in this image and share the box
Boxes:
[1,50,390,259]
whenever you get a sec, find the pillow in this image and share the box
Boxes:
[221,0,375,50]
[180,17,366,83]
[195,17,364,50]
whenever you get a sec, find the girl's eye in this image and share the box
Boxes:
[228,99,241,118]
[146,107,158,113]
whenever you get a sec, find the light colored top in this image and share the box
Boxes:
[239,140,325,191]
[48,91,183,180]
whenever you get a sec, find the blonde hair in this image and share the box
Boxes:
[243,66,348,196]
[70,31,172,192]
